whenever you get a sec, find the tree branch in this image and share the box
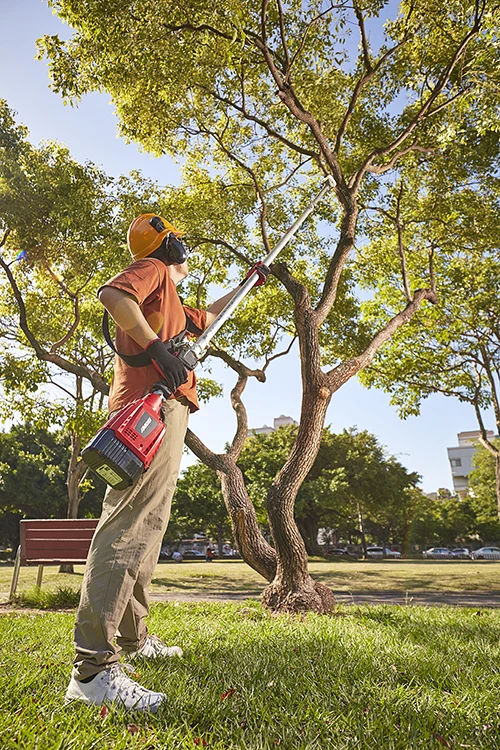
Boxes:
[327,288,438,389]
[0,251,110,395]
[351,7,485,189]
[228,374,249,458]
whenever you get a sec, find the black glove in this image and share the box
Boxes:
[145,338,188,392]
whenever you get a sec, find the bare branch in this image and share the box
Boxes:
[354,4,372,72]
[184,428,227,472]
[199,85,322,163]
[335,11,413,158]
[286,3,345,81]
[228,374,249,458]
[395,181,412,302]
[190,237,252,266]
[276,0,291,72]
[364,145,435,178]
[262,336,297,372]
[0,230,10,249]
[208,346,266,382]
[314,199,358,323]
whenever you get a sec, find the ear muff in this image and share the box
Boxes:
[165,235,188,265]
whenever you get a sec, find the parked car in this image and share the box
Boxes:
[325,548,356,558]
[471,547,500,560]
[422,547,453,559]
[182,549,206,559]
[366,547,402,559]
[451,547,471,559]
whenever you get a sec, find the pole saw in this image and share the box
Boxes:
[81,176,335,490]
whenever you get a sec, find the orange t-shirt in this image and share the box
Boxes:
[100,257,207,414]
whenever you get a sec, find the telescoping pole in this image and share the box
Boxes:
[192,176,335,357]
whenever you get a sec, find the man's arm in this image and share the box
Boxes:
[98,286,158,348]
[204,287,240,326]
[204,263,270,326]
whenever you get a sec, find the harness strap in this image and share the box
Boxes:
[102,309,203,367]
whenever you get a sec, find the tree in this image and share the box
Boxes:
[0,423,103,550]
[468,441,500,542]
[171,463,233,557]
[239,425,419,554]
[357,172,500,516]
[38,0,500,612]
[0,98,120,530]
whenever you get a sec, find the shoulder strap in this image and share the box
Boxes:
[184,311,204,337]
[102,310,152,367]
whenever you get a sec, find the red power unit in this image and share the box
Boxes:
[81,392,165,490]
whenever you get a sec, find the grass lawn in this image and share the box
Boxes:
[1,559,500,604]
[1,601,499,749]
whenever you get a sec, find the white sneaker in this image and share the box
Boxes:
[129,634,183,660]
[64,663,165,712]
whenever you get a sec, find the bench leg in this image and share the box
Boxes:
[35,564,44,590]
[9,546,21,601]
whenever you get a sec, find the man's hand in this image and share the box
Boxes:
[146,338,188,392]
[239,261,270,287]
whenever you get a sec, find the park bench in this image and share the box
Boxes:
[9,518,98,601]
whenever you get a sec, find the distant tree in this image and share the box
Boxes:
[0,423,104,550]
[171,462,233,558]
[468,441,500,543]
[238,425,419,556]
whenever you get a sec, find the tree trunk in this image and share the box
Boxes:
[261,392,335,614]
[60,432,84,574]
[358,504,368,560]
[296,515,321,556]
[496,453,500,520]
[217,526,224,560]
[218,464,277,582]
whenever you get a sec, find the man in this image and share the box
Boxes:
[65,214,267,711]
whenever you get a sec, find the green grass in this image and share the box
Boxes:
[2,559,499,604]
[1,602,500,749]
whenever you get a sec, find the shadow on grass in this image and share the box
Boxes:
[151,576,265,593]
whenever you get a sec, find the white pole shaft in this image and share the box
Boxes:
[192,176,335,355]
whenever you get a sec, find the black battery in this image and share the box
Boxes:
[81,428,144,490]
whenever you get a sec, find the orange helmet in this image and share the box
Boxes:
[127,214,184,261]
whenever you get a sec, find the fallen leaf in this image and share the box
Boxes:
[221,688,237,700]
[194,738,208,746]
[127,723,139,735]
[99,705,109,719]
[433,733,451,748]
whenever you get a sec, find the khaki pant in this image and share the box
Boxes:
[73,398,189,680]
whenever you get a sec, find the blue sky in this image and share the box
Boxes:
[0,0,486,491]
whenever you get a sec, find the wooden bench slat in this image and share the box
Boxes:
[25,543,93,553]
[25,558,89,565]
[26,533,96,541]
[22,520,98,529]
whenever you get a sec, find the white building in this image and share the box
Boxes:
[248,415,297,437]
[447,430,494,497]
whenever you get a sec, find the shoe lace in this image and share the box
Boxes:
[108,663,149,700]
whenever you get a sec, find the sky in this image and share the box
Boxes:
[0,0,488,492]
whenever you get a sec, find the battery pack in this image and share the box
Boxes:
[81,428,144,490]
[81,392,166,490]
